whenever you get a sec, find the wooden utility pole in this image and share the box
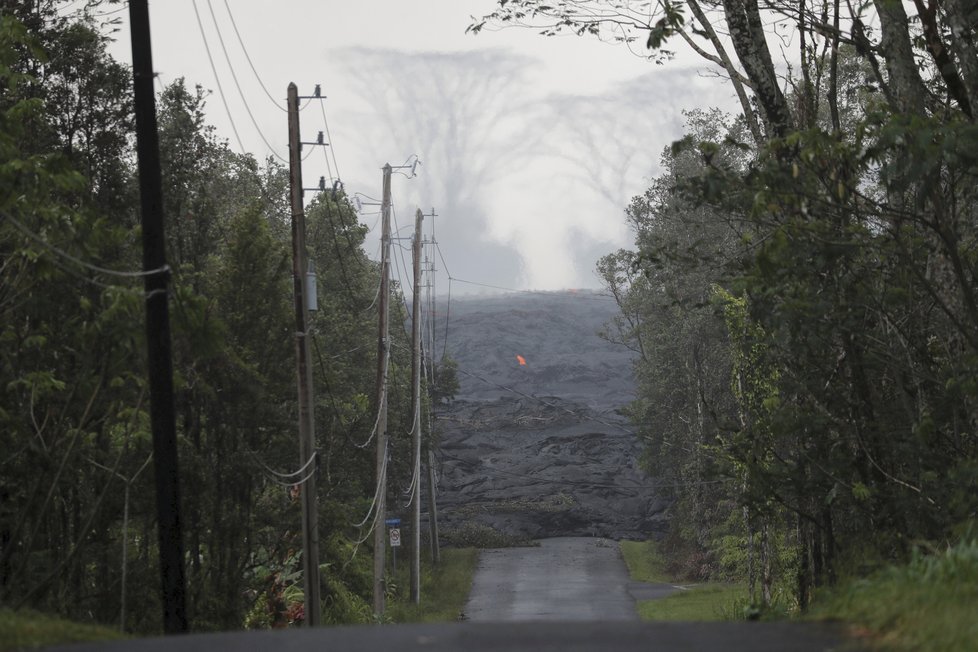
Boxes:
[426,444,441,565]
[287,82,321,627]
[128,0,187,634]
[373,164,393,615]
[410,209,424,603]
[423,209,440,565]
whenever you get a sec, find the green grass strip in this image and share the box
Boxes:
[0,608,125,651]
[619,540,670,583]
[636,583,747,621]
[620,540,748,622]
[386,547,479,623]
[810,540,978,651]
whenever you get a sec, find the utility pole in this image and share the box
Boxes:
[373,164,393,615]
[128,0,187,634]
[410,208,424,603]
[423,209,441,564]
[287,82,321,627]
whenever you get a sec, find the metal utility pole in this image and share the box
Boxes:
[128,0,187,634]
[410,209,424,603]
[373,164,393,615]
[287,82,321,627]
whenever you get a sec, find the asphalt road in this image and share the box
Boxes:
[465,537,665,621]
[49,620,856,652]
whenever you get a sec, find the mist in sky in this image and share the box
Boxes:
[103,0,740,292]
[335,48,729,292]
[336,48,535,289]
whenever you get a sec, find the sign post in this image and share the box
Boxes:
[386,518,401,573]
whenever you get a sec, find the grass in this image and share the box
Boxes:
[386,547,479,623]
[619,539,670,583]
[635,583,747,621]
[0,608,125,651]
[808,539,978,652]
[620,540,746,622]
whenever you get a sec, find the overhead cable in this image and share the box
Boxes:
[319,97,343,183]
[191,0,246,154]
[3,212,168,279]
[203,0,286,161]
[220,0,287,112]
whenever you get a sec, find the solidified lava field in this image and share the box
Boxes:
[432,290,669,543]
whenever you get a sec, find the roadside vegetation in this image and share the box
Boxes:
[1,548,478,650]
[636,584,747,622]
[624,537,978,648]
[385,548,479,623]
[476,0,978,646]
[0,608,124,651]
[809,539,978,652]
[6,0,978,641]
[619,540,669,584]
[0,2,460,634]
[621,540,745,622]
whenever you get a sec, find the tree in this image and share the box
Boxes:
[0,10,150,624]
[501,0,978,610]
[431,355,460,406]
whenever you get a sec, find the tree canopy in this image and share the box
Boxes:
[0,3,422,631]
[480,0,978,609]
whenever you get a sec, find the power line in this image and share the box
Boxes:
[312,195,369,310]
[318,97,343,183]
[249,450,319,487]
[220,0,286,112]
[203,0,286,161]
[320,134,334,183]
[434,240,452,278]
[389,204,415,316]
[191,0,246,154]
[352,441,388,529]
[2,211,168,280]
[441,277,452,362]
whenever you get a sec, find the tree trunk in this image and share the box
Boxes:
[942,0,978,117]
[874,0,928,114]
[686,0,764,144]
[722,0,794,137]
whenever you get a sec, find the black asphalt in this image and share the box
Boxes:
[46,621,858,652]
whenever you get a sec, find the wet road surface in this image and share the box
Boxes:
[465,537,661,621]
[50,620,857,652]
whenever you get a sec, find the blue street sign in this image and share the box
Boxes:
[385,518,401,527]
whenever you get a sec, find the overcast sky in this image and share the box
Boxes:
[101,0,740,293]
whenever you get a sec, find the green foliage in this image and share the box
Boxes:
[386,548,479,623]
[811,540,978,651]
[636,583,747,622]
[602,36,978,618]
[431,355,460,405]
[0,6,414,635]
[0,608,125,651]
[619,540,669,584]
[620,540,749,621]
[468,0,685,63]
